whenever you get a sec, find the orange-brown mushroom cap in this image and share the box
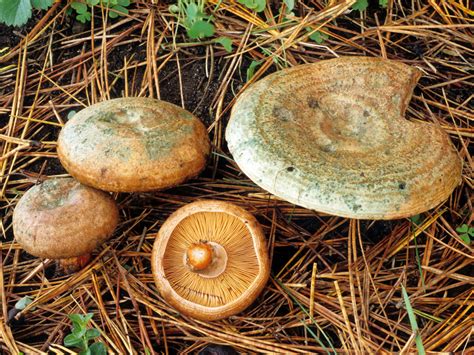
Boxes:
[151,200,270,321]
[57,97,210,192]
[13,178,119,259]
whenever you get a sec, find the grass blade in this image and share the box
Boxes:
[401,285,425,355]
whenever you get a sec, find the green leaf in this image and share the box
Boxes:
[64,333,84,348]
[456,224,469,234]
[186,3,198,21]
[379,0,388,7]
[0,0,32,26]
[89,342,107,355]
[83,313,94,323]
[85,328,100,340]
[73,326,87,337]
[409,214,422,226]
[215,37,232,53]
[254,0,266,12]
[246,60,261,82]
[69,313,94,328]
[352,0,368,11]
[69,314,86,326]
[109,4,128,17]
[116,0,130,6]
[187,20,215,39]
[14,296,33,310]
[283,0,294,13]
[307,28,329,44]
[237,0,266,13]
[468,227,474,237]
[87,0,100,6]
[79,350,92,355]
[31,0,54,10]
[401,285,426,355]
[459,233,471,245]
[71,1,88,14]
[169,4,179,13]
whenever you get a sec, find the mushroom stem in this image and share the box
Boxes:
[184,241,228,279]
[56,254,91,275]
[186,242,214,271]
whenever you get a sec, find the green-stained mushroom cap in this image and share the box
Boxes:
[226,57,462,219]
[13,178,119,274]
[57,97,210,192]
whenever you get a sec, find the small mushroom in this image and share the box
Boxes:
[151,200,270,321]
[57,97,210,192]
[13,178,119,274]
[226,57,462,219]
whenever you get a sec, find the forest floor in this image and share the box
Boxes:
[0,0,472,353]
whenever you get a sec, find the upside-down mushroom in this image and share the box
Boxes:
[151,200,270,321]
[57,97,210,192]
[13,178,119,274]
[226,56,462,219]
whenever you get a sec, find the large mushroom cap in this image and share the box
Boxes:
[151,200,270,321]
[13,178,119,259]
[226,57,462,219]
[57,97,210,192]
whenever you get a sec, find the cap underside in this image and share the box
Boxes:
[162,212,260,307]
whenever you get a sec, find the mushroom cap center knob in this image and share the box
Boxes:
[186,242,213,271]
[183,241,228,279]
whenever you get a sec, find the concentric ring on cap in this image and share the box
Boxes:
[226,57,462,219]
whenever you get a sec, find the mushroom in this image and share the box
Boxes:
[13,178,119,274]
[57,97,210,192]
[226,57,462,219]
[151,200,270,321]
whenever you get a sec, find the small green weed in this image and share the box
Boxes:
[0,0,54,27]
[215,36,233,52]
[237,0,266,12]
[352,0,368,10]
[306,27,329,44]
[409,214,422,226]
[409,214,425,290]
[7,295,36,324]
[246,60,262,82]
[70,0,131,23]
[456,223,473,245]
[169,0,215,39]
[352,0,388,11]
[282,0,294,13]
[276,279,336,354]
[0,0,130,26]
[401,285,426,355]
[64,313,107,355]
[15,295,34,310]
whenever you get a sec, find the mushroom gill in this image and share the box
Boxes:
[163,211,260,307]
[152,200,270,321]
